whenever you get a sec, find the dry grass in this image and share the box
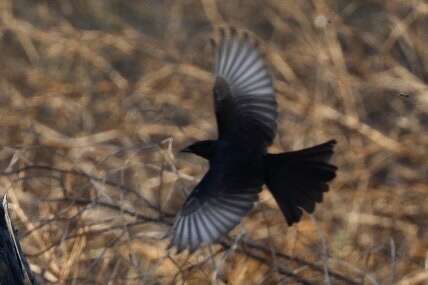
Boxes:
[0,0,427,284]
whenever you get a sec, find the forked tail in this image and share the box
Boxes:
[264,140,337,225]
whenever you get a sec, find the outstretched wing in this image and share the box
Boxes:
[169,170,261,253]
[212,27,278,149]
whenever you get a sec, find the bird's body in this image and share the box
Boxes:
[209,140,265,186]
[169,27,337,252]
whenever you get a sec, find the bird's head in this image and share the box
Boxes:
[180,140,216,160]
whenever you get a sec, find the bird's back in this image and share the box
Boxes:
[211,140,263,183]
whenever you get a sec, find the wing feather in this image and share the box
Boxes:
[169,172,261,252]
[212,27,278,149]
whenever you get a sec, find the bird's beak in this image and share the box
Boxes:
[179,147,191,153]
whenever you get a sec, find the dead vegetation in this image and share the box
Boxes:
[0,0,427,284]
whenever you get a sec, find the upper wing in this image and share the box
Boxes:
[168,170,261,253]
[212,27,278,149]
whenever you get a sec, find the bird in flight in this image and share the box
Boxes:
[169,27,337,253]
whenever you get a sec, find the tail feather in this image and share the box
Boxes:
[264,140,337,225]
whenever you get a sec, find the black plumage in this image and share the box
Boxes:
[0,195,36,285]
[169,27,337,253]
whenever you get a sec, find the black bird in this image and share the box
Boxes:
[169,27,337,252]
[0,195,36,285]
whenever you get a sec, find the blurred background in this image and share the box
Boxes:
[0,0,427,284]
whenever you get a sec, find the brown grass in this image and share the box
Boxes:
[0,0,427,284]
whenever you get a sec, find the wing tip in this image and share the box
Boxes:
[210,25,266,56]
